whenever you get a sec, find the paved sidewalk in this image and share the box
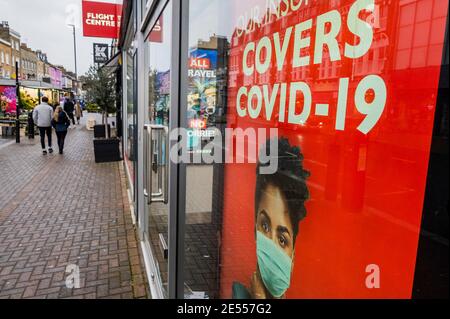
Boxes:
[0,138,15,149]
[0,123,149,299]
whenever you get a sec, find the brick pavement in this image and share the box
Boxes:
[0,122,149,299]
[0,138,14,148]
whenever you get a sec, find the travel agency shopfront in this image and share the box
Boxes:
[116,0,449,299]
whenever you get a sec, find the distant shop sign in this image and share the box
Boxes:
[93,43,109,64]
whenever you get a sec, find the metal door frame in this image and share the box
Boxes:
[137,0,185,299]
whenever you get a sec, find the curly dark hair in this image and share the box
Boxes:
[255,138,310,242]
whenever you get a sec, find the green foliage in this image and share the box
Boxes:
[83,66,117,115]
[19,91,38,111]
[86,103,101,113]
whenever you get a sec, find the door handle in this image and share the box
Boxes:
[144,124,169,205]
[144,126,149,199]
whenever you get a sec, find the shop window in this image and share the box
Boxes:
[144,0,173,298]
[126,49,137,194]
[178,0,449,300]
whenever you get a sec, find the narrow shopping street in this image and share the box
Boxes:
[0,119,149,299]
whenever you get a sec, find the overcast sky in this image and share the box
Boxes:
[0,0,117,76]
[0,0,284,76]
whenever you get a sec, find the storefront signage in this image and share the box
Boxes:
[82,0,123,39]
[93,43,109,63]
[189,58,211,70]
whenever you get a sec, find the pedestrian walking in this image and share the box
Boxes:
[51,106,71,155]
[63,96,76,126]
[32,96,54,155]
[75,100,83,125]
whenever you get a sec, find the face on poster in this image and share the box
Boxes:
[219,0,449,299]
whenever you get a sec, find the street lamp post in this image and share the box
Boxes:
[15,61,20,144]
[68,24,78,81]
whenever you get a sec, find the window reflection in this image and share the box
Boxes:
[126,50,136,174]
[184,0,448,299]
[146,2,173,297]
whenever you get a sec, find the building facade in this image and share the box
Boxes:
[36,59,45,81]
[0,37,12,79]
[0,21,21,79]
[20,44,38,80]
[36,50,47,81]
[36,50,54,84]
[116,0,449,300]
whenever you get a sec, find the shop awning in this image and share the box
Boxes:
[21,80,54,89]
[101,52,122,76]
[0,79,15,86]
[0,78,62,90]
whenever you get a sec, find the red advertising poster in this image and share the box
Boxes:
[220,0,448,299]
[149,17,163,43]
[82,0,123,39]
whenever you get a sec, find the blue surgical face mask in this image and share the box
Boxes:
[256,231,293,298]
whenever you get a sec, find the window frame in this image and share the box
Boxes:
[139,0,186,300]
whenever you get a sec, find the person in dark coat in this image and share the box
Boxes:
[63,97,76,126]
[51,106,71,154]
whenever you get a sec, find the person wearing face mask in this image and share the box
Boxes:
[232,138,310,299]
